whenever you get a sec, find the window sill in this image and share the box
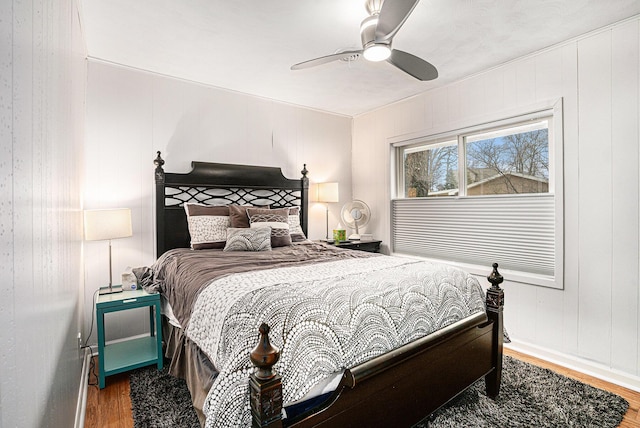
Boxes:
[390,252,562,290]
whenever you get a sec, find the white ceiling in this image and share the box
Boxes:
[80,0,640,117]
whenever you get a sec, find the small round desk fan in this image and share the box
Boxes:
[340,200,371,240]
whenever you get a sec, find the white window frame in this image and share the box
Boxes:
[399,138,458,197]
[389,99,564,289]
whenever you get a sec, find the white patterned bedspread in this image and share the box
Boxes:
[185,256,486,427]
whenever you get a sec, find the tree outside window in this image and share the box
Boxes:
[402,120,549,197]
[404,142,457,197]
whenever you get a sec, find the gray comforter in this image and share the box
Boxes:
[188,254,486,427]
[147,242,486,427]
[146,241,374,328]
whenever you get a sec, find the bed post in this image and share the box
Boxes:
[250,324,283,428]
[154,151,166,258]
[485,263,504,398]
[300,164,309,237]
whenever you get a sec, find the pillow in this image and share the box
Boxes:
[287,206,307,242]
[184,204,230,250]
[228,204,269,228]
[228,205,251,228]
[185,203,229,217]
[223,227,272,252]
[246,207,292,247]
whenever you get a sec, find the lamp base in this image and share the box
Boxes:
[99,285,124,295]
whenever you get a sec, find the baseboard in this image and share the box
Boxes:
[506,340,640,393]
[74,347,92,428]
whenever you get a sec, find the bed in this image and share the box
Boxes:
[150,151,505,427]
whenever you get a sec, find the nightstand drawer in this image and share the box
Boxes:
[97,291,159,310]
[323,240,382,253]
[347,242,378,252]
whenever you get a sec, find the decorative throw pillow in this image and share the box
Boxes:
[228,204,270,228]
[246,207,292,247]
[287,206,307,242]
[228,205,251,228]
[223,227,272,252]
[184,204,230,250]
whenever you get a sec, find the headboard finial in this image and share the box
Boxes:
[301,163,308,178]
[154,151,165,184]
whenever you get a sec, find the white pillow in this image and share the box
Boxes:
[223,227,272,252]
[187,215,230,249]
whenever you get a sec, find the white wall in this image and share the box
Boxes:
[83,61,353,340]
[353,18,640,379]
[0,1,86,427]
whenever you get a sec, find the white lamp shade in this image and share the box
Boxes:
[84,208,133,241]
[317,182,339,203]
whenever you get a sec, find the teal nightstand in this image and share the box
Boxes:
[96,288,163,388]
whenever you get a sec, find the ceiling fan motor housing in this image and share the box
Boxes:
[360,14,391,61]
[365,0,384,15]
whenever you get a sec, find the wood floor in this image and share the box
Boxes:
[85,364,133,428]
[85,349,640,428]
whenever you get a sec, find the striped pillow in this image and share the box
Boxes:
[184,204,230,250]
[287,206,307,242]
[246,208,292,247]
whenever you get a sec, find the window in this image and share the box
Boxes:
[400,120,551,198]
[392,101,563,289]
[403,140,458,197]
[465,121,549,196]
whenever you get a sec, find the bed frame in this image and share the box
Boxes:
[153,152,505,428]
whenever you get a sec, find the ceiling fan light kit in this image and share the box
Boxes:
[291,0,438,81]
[363,44,391,62]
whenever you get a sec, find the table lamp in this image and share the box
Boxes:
[316,182,339,241]
[84,208,133,295]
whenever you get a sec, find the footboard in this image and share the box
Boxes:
[250,264,505,428]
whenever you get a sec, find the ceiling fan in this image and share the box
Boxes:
[291,0,438,81]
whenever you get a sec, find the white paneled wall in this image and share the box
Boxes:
[0,1,86,427]
[610,22,640,374]
[353,19,640,379]
[84,61,353,340]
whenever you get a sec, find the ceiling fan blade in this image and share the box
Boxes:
[387,49,438,81]
[291,50,363,70]
[375,0,421,42]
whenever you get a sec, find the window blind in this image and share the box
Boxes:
[392,195,555,277]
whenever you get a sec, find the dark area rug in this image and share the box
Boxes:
[129,364,200,428]
[130,356,628,427]
[419,356,628,428]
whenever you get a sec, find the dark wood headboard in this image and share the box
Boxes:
[153,151,309,256]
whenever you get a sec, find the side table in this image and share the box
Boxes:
[96,288,163,388]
